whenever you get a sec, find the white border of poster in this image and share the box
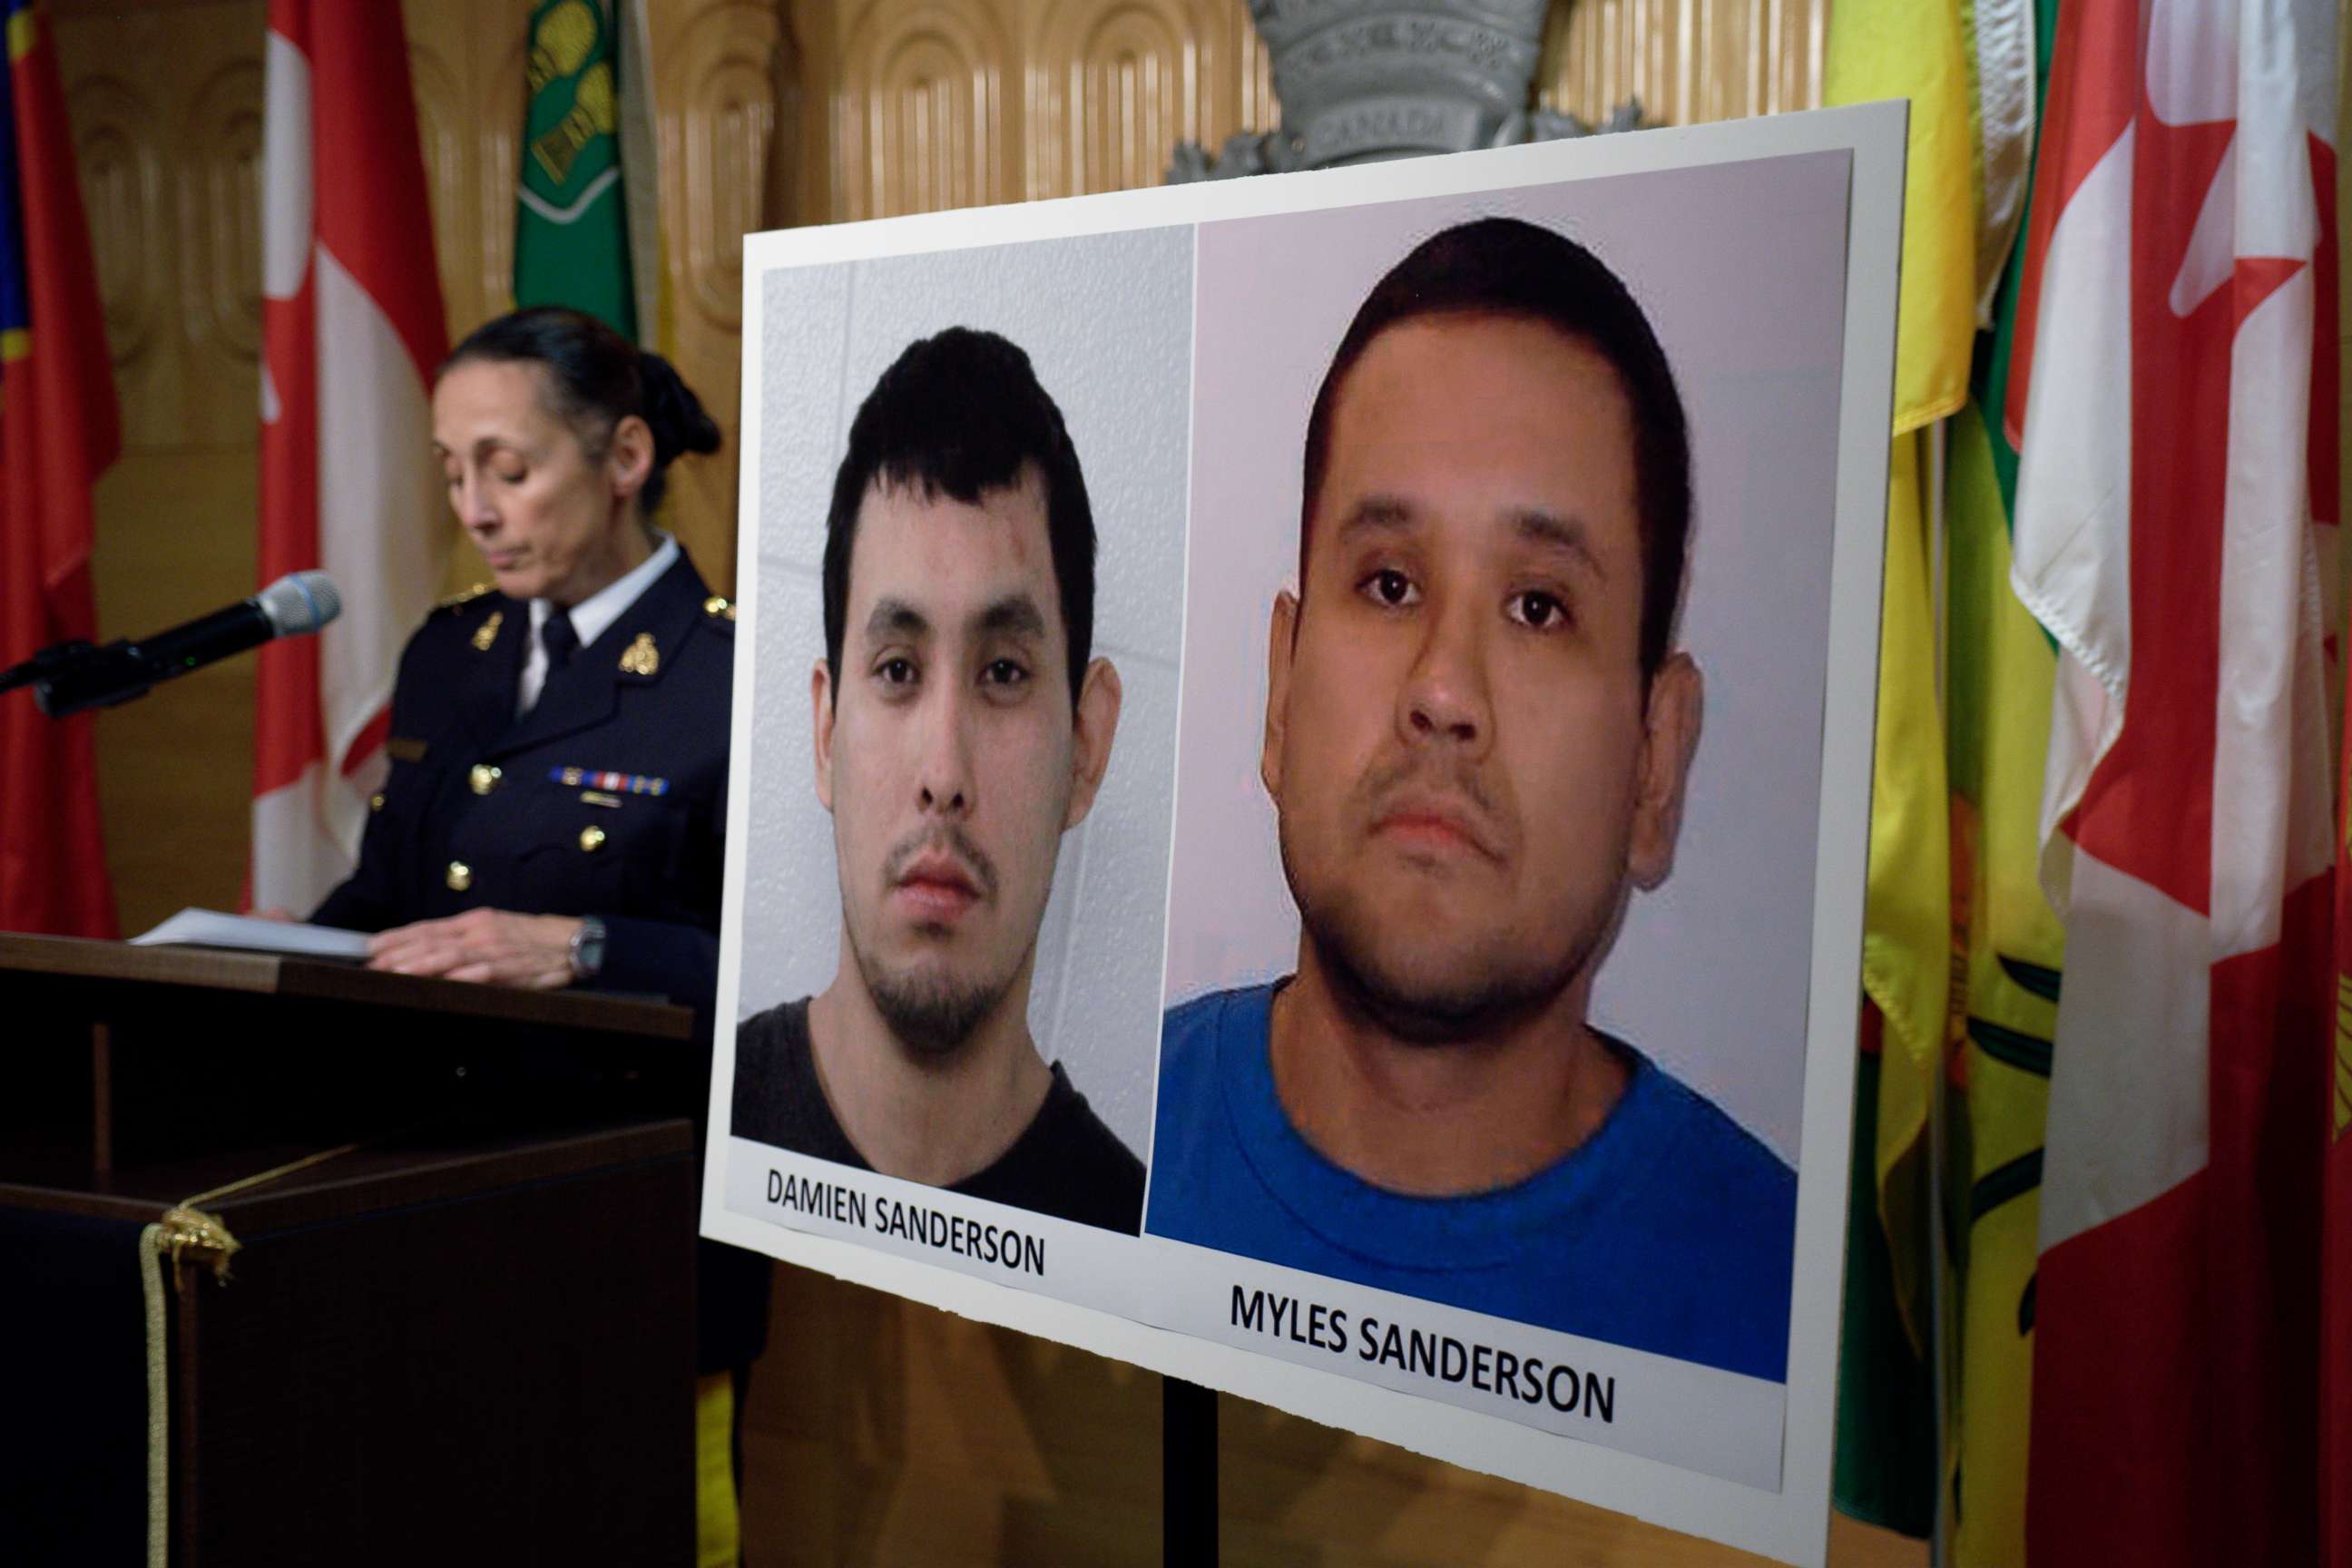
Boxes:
[704,102,1903,1568]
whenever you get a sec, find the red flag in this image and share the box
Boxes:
[252,0,446,912]
[0,0,120,937]
[2005,0,2338,1562]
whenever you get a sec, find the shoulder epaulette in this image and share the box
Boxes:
[429,582,496,618]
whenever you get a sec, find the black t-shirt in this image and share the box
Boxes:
[730,998,1146,1234]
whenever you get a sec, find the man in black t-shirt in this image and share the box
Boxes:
[730,328,1143,1232]
[732,1000,1142,1232]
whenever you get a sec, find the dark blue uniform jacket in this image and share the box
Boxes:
[312,551,734,1009]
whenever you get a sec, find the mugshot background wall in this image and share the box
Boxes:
[735,224,1193,1161]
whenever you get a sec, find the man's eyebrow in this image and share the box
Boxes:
[1333,495,1417,541]
[863,597,930,642]
[1512,508,1607,581]
[975,593,1048,641]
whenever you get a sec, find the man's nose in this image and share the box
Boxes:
[916,683,975,816]
[1397,593,1493,752]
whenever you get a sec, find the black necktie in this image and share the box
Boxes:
[542,607,580,671]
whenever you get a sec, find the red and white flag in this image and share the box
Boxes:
[253,0,446,913]
[2004,0,2338,1561]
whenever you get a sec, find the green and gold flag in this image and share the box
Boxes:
[1941,9,2062,1557]
[1822,0,1976,1536]
[516,0,637,336]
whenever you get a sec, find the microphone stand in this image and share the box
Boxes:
[0,637,172,717]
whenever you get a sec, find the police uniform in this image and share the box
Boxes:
[312,549,735,1008]
[312,545,769,1387]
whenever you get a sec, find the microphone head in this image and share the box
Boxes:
[255,571,342,636]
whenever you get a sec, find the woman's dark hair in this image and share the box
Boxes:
[443,306,721,515]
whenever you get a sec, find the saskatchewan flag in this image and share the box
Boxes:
[1944,4,2061,1561]
[1822,0,1974,1536]
[515,0,645,338]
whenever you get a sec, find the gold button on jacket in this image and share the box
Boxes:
[446,861,472,892]
[579,825,607,853]
[469,763,501,795]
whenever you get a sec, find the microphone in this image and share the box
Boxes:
[0,571,343,718]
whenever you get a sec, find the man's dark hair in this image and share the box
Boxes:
[1301,217,1692,678]
[822,327,1096,704]
[444,306,720,516]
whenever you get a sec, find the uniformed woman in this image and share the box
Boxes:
[311,306,736,1006]
[309,306,764,1559]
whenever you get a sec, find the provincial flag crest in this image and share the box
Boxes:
[516,0,634,336]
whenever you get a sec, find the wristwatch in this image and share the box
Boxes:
[568,915,607,983]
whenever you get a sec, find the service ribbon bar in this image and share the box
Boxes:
[551,767,668,796]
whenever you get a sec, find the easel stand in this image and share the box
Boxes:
[1163,1375,1219,1563]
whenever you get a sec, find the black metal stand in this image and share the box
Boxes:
[1162,1376,1218,1564]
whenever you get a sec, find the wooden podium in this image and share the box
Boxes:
[0,935,705,1566]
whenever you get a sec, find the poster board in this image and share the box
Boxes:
[702,101,1903,1567]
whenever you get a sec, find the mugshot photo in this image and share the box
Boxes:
[726,225,1192,1236]
[1150,152,1857,1381]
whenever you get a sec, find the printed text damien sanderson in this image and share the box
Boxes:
[766,1168,1046,1277]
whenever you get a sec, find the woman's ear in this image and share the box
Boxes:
[607,413,656,502]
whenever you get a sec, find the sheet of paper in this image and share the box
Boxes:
[130,906,371,961]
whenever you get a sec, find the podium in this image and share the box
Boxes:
[0,936,704,1565]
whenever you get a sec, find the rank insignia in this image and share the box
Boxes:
[619,632,660,676]
[472,610,504,652]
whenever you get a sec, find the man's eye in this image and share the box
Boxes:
[1360,568,1419,608]
[1510,590,1570,630]
[877,657,917,686]
[982,658,1029,686]
[496,466,527,485]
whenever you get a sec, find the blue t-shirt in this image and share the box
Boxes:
[1145,984,1797,1381]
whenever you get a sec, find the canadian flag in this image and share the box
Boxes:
[253,0,447,913]
[2004,0,2338,1562]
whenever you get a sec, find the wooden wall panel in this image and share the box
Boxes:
[649,0,786,591]
[54,0,266,932]
[1025,0,1207,198]
[1540,0,1828,128]
[830,1,1012,220]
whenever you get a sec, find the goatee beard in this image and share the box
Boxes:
[858,961,1007,1059]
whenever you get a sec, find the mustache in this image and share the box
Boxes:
[881,825,998,901]
[1356,754,1511,858]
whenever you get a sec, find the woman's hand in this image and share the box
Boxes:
[366,907,583,989]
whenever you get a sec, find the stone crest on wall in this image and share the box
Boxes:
[1168,0,1641,181]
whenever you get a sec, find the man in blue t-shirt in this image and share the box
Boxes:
[1145,218,1796,1382]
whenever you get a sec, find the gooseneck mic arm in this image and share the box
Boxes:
[0,571,343,718]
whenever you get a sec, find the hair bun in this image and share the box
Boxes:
[639,350,724,465]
